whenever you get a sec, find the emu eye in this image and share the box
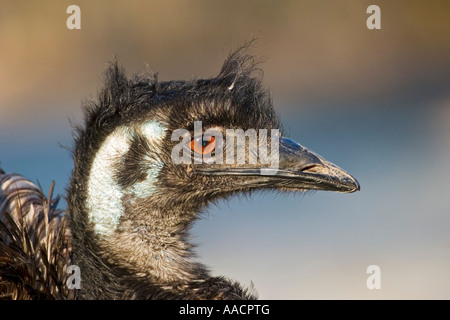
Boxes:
[190,135,216,155]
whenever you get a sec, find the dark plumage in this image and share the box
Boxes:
[0,174,73,299]
[0,45,359,299]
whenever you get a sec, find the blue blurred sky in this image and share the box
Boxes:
[1,1,449,299]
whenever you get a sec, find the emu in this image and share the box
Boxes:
[0,46,359,299]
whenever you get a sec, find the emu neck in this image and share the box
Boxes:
[113,194,200,279]
[75,193,205,298]
[86,170,202,285]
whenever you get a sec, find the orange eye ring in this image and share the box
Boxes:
[190,136,216,155]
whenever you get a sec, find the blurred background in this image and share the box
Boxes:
[1,0,449,299]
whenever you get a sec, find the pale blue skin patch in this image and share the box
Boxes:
[128,120,166,199]
[86,126,132,236]
[86,120,166,236]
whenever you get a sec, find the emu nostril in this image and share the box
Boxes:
[300,164,322,173]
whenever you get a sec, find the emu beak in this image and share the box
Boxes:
[197,137,360,193]
[269,137,360,192]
